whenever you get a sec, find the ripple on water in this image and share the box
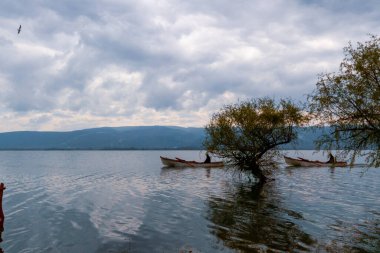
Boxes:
[0,151,378,253]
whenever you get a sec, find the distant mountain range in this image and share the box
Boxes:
[0,126,331,150]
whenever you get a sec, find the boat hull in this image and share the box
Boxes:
[160,156,224,168]
[284,156,348,167]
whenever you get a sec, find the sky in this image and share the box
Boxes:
[0,0,379,131]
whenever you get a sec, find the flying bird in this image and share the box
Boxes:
[17,25,21,34]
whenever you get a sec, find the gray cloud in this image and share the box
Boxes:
[0,0,379,130]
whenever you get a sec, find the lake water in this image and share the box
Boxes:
[0,150,378,253]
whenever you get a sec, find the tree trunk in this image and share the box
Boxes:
[250,165,268,184]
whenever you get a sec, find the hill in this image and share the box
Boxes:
[0,126,330,150]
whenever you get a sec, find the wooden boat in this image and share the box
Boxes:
[284,156,348,167]
[160,156,224,168]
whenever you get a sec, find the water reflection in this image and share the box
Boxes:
[207,180,316,252]
[0,183,5,253]
[320,217,380,252]
[0,151,378,252]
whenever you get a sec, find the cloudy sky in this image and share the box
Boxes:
[0,0,379,131]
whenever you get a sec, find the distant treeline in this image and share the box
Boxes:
[0,126,332,150]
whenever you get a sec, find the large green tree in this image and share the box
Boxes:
[204,97,306,182]
[308,35,380,166]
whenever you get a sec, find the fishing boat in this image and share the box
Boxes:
[284,156,348,167]
[160,156,224,168]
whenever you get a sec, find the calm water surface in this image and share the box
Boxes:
[0,151,378,253]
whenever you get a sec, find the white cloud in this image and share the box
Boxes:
[0,0,379,131]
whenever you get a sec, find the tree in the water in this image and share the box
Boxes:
[204,97,306,183]
[308,35,380,166]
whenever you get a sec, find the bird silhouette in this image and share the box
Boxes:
[17,25,21,34]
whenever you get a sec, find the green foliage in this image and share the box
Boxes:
[204,97,306,181]
[308,35,380,166]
